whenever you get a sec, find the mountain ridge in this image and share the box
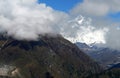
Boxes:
[0,35,102,78]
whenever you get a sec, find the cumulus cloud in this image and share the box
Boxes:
[0,0,68,40]
[71,0,120,16]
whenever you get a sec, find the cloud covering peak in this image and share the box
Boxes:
[0,0,67,40]
[70,0,120,50]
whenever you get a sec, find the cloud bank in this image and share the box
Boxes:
[0,0,67,40]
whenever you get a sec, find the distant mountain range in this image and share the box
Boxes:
[109,63,120,69]
[75,42,120,69]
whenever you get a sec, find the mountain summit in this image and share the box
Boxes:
[0,35,102,78]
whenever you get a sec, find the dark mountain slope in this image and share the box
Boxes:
[87,66,120,78]
[0,35,102,78]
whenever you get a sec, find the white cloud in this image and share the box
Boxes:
[62,16,108,45]
[71,0,120,16]
[0,0,68,40]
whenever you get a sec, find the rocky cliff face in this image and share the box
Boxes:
[0,35,102,78]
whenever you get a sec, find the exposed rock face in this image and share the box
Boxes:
[0,35,102,78]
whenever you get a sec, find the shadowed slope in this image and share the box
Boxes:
[0,35,102,78]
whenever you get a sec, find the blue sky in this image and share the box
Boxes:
[38,0,83,12]
[109,12,120,22]
[38,0,120,20]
